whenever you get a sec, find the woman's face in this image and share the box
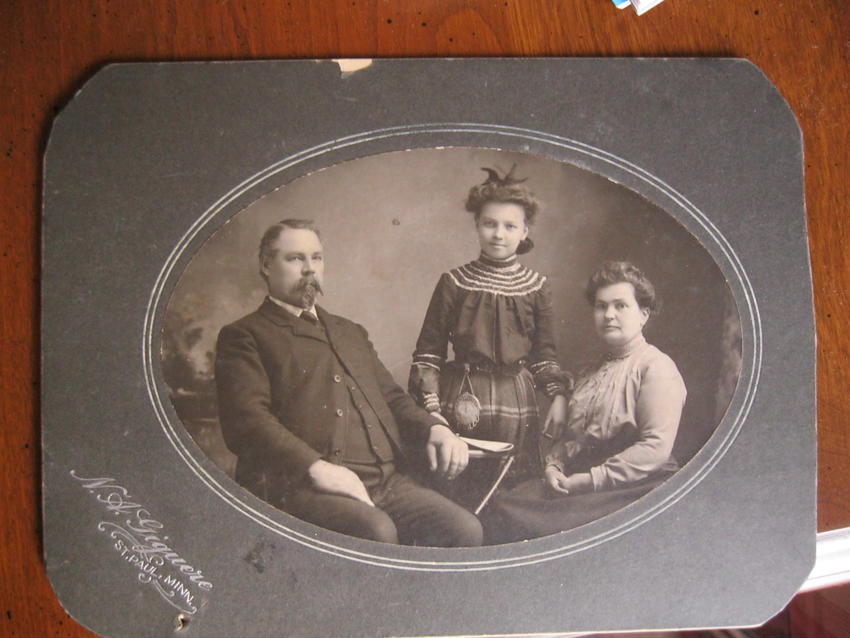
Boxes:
[593,282,650,348]
[475,202,529,260]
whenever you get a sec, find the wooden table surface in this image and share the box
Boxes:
[1,1,847,635]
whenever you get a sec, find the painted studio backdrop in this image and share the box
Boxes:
[161,147,742,510]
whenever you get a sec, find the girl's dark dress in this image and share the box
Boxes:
[408,253,568,493]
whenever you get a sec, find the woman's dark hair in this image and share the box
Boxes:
[465,165,540,255]
[584,261,657,312]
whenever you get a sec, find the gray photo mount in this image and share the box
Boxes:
[42,58,815,638]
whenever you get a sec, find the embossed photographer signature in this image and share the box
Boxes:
[71,470,213,615]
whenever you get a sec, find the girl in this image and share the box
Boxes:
[409,166,570,497]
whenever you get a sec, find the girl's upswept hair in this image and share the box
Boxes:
[585,261,657,312]
[465,165,540,254]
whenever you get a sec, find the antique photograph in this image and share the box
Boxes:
[160,146,743,547]
[38,57,815,636]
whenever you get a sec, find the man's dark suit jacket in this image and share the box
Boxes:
[215,298,437,505]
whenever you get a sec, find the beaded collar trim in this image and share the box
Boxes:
[448,255,546,296]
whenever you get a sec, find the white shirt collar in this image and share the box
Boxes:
[267,295,318,321]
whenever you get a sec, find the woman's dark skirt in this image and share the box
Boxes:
[483,471,674,544]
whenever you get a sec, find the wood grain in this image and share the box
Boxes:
[2,1,848,636]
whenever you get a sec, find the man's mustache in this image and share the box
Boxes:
[296,276,323,295]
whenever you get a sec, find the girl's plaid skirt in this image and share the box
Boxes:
[440,362,543,477]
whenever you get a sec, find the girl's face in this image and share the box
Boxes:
[475,202,529,260]
[593,282,650,348]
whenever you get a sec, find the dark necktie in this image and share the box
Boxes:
[300,312,319,326]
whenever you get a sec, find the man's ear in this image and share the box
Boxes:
[259,256,269,280]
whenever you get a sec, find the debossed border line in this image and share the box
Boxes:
[142,123,762,571]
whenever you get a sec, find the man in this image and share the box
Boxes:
[215,219,482,547]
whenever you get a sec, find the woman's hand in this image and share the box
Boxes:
[560,472,593,495]
[544,465,571,494]
[544,466,593,496]
[542,394,568,440]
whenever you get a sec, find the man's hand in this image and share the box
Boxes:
[307,459,374,506]
[426,424,469,481]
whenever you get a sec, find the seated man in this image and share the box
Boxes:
[215,219,482,547]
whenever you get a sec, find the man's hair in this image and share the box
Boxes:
[259,219,321,261]
[258,219,321,281]
[584,261,657,312]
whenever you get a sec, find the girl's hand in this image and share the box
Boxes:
[542,394,568,440]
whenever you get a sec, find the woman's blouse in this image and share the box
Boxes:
[545,335,687,492]
[409,253,568,409]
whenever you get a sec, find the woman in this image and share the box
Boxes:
[486,261,687,542]
[408,167,570,503]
